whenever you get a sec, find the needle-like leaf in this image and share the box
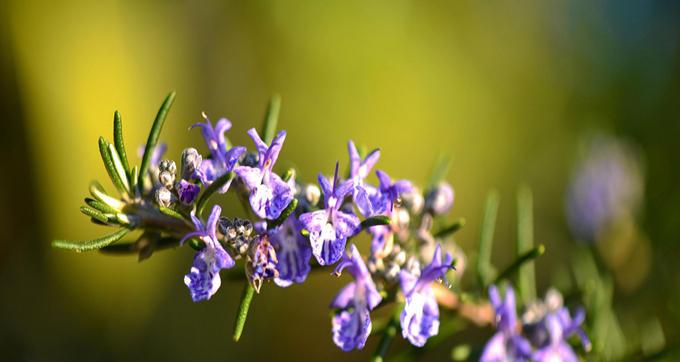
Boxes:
[138,91,176,188]
[113,110,130,174]
[233,282,255,342]
[52,228,131,252]
[261,94,281,144]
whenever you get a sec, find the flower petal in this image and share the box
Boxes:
[332,307,372,351]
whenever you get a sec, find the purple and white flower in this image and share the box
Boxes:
[347,140,381,216]
[299,163,360,265]
[480,285,532,362]
[399,243,454,347]
[246,234,279,293]
[191,113,246,193]
[235,128,293,219]
[181,205,235,302]
[271,217,312,287]
[331,244,382,351]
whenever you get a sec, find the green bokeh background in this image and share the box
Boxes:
[1,1,679,361]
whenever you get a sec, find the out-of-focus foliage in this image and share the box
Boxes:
[1,0,679,361]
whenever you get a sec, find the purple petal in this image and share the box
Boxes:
[335,179,355,201]
[353,185,374,217]
[214,118,232,150]
[224,146,247,171]
[332,307,372,351]
[247,128,268,160]
[348,140,361,177]
[299,210,329,233]
[330,282,356,309]
[235,165,263,191]
[332,211,360,239]
[400,287,440,347]
[309,223,345,265]
[263,130,286,171]
[362,149,381,175]
[177,180,201,204]
[318,173,333,200]
[272,218,312,287]
[376,170,392,190]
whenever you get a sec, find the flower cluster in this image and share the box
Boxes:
[481,285,591,362]
[54,94,590,361]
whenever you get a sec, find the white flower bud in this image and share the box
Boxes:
[305,184,321,206]
[155,187,173,207]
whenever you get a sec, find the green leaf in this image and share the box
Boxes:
[476,190,499,288]
[427,153,452,189]
[361,215,391,230]
[129,166,139,197]
[433,218,466,239]
[100,236,181,255]
[516,185,536,303]
[267,198,298,229]
[89,181,124,210]
[261,94,281,144]
[282,168,295,182]
[107,143,130,192]
[85,197,118,214]
[98,137,128,194]
[80,205,110,224]
[371,306,402,362]
[159,206,188,222]
[113,110,130,174]
[52,228,130,252]
[138,91,176,188]
[493,244,545,285]
[196,172,235,217]
[232,282,255,342]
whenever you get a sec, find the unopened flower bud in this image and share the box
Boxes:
[305,184,321,206]
[159,159,177,174]
[401,187,424,214]
[181,148,202,180]
[155,187,173,207]
[425,182,454,215]
[159,170,176,189]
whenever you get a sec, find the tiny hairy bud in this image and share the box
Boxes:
[181,148,202,180]
[425,182,454,215]
[401,187,424,214]
[155,187,173,207]
[159,159,177,174]
[159,170,176,189]
[305,184,321,206]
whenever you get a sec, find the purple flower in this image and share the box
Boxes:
[246,234,279,293]
[425,182,455,215]
[399,244,454,347]
[533,314,579,362]
[331,244,382,351]
[191,114,246,193]
[271,217,312,287]
[480,285,532,362]
[181,205,235,302]
[176,179,201,204]
[347,140,380,216]
[370,170,413,215]
[299,163,360,265]
[235,128,293,219]
[565,134,643,242]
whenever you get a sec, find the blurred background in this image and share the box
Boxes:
[1,0,679,361]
